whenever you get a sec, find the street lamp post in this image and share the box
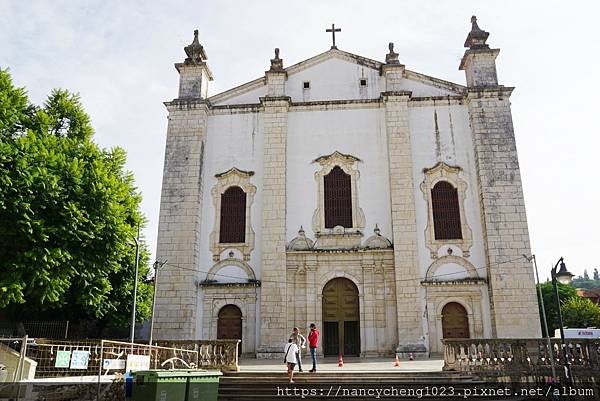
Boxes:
[149,260,166,346]
[525,254,557,381]
[551,257,575,385]
[129,227,141,344]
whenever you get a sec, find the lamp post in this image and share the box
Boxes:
[525,254,557,381]
[149,259,167,346]
[129,227,141,344]
[551,257,574,385]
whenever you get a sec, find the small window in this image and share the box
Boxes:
[303,81,310,89]
[359,78,367,87]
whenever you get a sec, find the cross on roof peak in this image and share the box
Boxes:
[325,23,341,49]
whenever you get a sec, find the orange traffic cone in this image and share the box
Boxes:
[338,353,344,368]
[394,354,400,367]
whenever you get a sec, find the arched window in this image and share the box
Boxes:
[219,186,246,243]
[324,166,352,228]
[431,181,462,240]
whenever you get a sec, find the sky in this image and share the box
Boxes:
[1,0,599,281]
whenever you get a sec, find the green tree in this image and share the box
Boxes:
[0,69,152,330]
[561,297,600,329]
[537,281,578,337]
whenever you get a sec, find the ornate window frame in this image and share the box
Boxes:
[420,162,472,258]
[209,167,256,261]
[311,151,366,235]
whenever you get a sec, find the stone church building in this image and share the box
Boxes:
[154,17,541,357]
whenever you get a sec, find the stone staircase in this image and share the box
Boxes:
[218,371,525,401]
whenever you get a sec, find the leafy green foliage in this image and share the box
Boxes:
[561,297,600,329]
[572,275,600,290]
[537,281,578,336]
[0,69,152,328]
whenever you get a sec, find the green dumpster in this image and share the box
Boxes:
[185,370,222,401]
[132,370,189,401]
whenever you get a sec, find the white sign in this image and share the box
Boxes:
[126,354,151,372]
[70,351,90,369]
[103,358,126,370]
[555,328,600,339]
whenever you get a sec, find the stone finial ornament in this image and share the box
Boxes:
[365,224,392,249]
[184,29,208,64]
[385,42,400,64]
[269,47,284,72]
[464,15,490,49]
[287,226,315,250]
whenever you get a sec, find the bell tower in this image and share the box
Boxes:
[154,30,212,340]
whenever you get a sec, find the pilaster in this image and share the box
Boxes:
[257,49,290,357]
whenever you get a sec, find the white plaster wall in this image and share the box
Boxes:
[286,107,392,242]
[286,58,383,102]
[196,112,264,338]
[431,263,470,281]
[397,78,456,97]
[410,103,492,343]
[211,82,266,105]
[409,104,486,276]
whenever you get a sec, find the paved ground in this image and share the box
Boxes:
[238,357,444,372]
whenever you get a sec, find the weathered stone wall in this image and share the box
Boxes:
[466,86,541,338]
[286,249,397,357]
[154,100,208,340]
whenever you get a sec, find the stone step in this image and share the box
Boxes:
[216,371,527,401]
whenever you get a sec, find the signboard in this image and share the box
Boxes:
[126,354,151,372]
[555,328,600,339]
[70,350,90,369]
[103,358,126,370]
[54,350,71,368]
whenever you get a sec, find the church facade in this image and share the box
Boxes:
[153,17,542,357]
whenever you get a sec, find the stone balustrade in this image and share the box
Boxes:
[443,338,600,382]
[156,339,240,371]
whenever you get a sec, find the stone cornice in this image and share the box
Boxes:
[259,96,292,105]
[174,61,214,80]
[466,86,514,99]
[199,280,261,288]
[380,91,412,102]
[421,278,487,286]
[164,98,211,112]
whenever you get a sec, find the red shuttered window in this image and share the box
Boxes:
[219,186,246,243]
[431,181,462,240]
[324,166,353,228]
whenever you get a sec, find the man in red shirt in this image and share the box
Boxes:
[308,323,320,373]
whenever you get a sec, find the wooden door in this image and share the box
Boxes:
[217,305,242,354]
[441,302,469,339]
[322,278,360,356]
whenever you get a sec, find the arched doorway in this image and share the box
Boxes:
[322,278,360,356]
[441,302,469,339]
[217,305,242,354]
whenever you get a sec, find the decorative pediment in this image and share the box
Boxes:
[422,161,462,176]
[214,167,255,179]
[313,151,361,166]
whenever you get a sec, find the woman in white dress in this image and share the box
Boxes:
[284,338,299,383]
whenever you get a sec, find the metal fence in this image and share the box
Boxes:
[19,339,197,378]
